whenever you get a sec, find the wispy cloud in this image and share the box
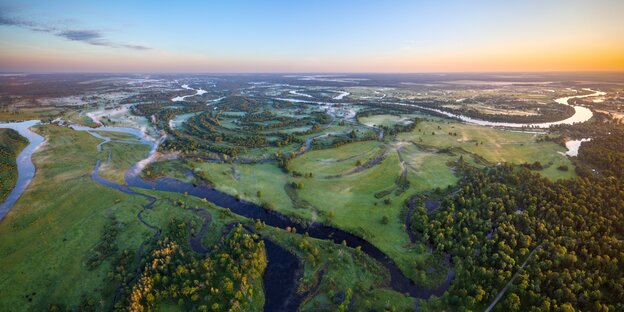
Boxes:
[0,14,150,50]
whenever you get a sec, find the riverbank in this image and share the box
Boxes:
[0,120,45,219]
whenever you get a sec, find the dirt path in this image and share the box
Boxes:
[485,244,542,312]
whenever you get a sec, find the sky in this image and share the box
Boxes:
[0,0,623,73]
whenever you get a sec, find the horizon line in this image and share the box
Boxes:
[2,70,624,75]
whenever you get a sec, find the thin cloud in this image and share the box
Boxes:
[58,30,103,41]
[0,14,150,50]
[120,44,151,51]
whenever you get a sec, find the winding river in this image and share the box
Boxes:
[0,120,45,220]
[172,84,208,102]
[394,88,606,129]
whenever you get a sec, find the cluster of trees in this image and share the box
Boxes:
[413,132,624,311]
[0,128,28,201]
[123,222,267,312]
[519,161,544,171]
[577,129,624,179]
[378,118,421,136]
[161,102,329,158]
[85,214,122,270]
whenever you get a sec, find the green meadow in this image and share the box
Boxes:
[0,126,151,310]
[396,119,576,180]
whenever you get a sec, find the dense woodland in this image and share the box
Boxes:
[413,123,624,311]
[121,221,267,312]
[0,128,28,201]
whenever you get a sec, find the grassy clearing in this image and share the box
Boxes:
[63,110,98,127]
[291,141,383,177]
[143,159,194,183]
[98,141,150,184]
[192,161,296,215]
[0,125,151,310]
[93,130,141,142]
[397,120,576,181]
[291,148,432,282]
[359,114,423,127]
[0,107,63,122]
[398,143,459,191]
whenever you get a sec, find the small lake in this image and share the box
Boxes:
[564,138,591,157]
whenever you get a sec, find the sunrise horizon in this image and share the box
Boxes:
[2,0,624,73]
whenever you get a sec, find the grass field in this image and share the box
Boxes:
[64,110,99,127]
[193,141,456,286]
[0,107,63,122]
[290,144,447,285]
[98,140,150,184]
[396,119,576,180]
[192,161,296,215]
[359,114,423,127]
[0,126,151,311]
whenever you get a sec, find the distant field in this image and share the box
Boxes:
[396,119,576,181]
[359,114,422,127]
[0,107,63,122]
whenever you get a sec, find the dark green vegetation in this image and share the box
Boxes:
[0,128,28,201]
[412,127,624,311]
[125,223,267,311]
[133,96,375,160]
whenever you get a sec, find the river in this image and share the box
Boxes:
[393,88,606,129]
[172,84,208,102]
[0,120,45,220]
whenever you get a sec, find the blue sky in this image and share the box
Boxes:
[1,0,623,72]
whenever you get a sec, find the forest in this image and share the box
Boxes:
[412,122,624,311]
[122,221,267,312]
[0,128,28,201]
